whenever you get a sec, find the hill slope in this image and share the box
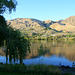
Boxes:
[7,16,75,36]
[50,16,75,32]
[7,18,57,36]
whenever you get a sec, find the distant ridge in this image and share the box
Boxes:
[7,16,75,35]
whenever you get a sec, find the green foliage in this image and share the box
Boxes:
[0,15,9,46]
[23,35,29,39]
[0,0,30,65]
[31,35,36,39]
[43,27,52,30]
[38,44,44,55]
[32,32,36,36]
[0,0,17,14]
[47,27,52,30]
[38,37,41,40]
[0,0,17,45]
[6,27,31,64]
[30,28,34,30]
[66,34,75,37]
[0,14,30,64]
[0,64,61,75]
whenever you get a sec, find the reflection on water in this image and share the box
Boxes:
[0,40,75,67]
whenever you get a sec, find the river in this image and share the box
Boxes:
[0,40,75,67]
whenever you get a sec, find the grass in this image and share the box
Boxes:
[0,71,24,75]
[0,71,42,75]
[0,64,75,75]
[0,64,61,75]
[0,71,75,75]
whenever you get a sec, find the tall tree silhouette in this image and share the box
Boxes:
[0,0,17,46]
[0,0,31,64]
[6,27,30,64]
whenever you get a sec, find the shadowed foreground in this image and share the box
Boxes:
[0,64,75,75]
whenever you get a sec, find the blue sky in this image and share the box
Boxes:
[3,0,75,21]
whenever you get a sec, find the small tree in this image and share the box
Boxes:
[38,44,44,56]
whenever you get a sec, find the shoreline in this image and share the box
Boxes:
[28,37,75,41]
[0,63,75,74]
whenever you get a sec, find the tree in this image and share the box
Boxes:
[0,0,17,45]
[6,27,30,64]
[0,15,9,46]
[0,0,31,64]
[0,0,17,14]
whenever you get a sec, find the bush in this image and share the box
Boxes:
[43,27,52,30]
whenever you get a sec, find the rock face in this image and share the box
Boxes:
[7,16,75,35]
[62,16,75,26]
[50,16,75,32]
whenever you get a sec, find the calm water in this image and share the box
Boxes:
[0,40,75,67]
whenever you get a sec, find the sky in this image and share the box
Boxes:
[3,0,75,21]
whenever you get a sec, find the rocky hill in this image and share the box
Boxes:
[50,16,75,32]
[7,16,75,36]
[7,18,57,36]
[62,16,75,26]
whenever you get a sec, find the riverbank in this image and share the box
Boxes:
[0,64,60,75]
[0,64,75,75]
[24,34,75,41]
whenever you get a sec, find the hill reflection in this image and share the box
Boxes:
[0,40,75,61]
[26,40,75,61]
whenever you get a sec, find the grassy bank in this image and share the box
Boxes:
[0,71,74,75]
[0,64,61,75]
[0,71,44,75]
[0,64,75,75]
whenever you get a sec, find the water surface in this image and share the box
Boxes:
[0,40,75,67]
